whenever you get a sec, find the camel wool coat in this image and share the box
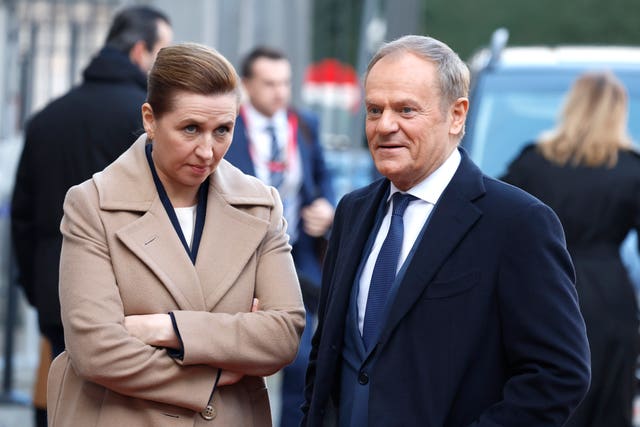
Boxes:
[47,134,305,427]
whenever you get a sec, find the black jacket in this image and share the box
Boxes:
[11,47,147,346]
[502,144,640,426]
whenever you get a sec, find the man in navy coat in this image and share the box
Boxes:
[301,35,590,426]
[225,46,335,427]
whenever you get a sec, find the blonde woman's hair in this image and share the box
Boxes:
[538,71,632,167]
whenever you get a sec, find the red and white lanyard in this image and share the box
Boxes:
[239,106,298,174]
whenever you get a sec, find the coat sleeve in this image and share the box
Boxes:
[301,194,347,425]
[473,201,591,426]
[10,134,37,306]
[59,183,217,412]
[170,186,306,375]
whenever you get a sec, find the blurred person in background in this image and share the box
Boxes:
[302,35,590,427]
[225,46,335,427]
[47,42,304,427]
[10,6,171,426]
[502,71,640,427]
[11,5,171,356]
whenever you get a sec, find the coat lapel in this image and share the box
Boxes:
[116,197,205,310]
[378,151,485,349]
[324,181,388,338]
[194,158,275,309]
[101,134,278,314]
[98,135,205,310]
[194,178,271,308]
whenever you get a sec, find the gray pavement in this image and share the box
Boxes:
[0,361,36,427]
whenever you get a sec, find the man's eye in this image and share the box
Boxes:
[367,107,381,116]
[215,126,230,136]
[184,125,198,134]
[401,107,414,114]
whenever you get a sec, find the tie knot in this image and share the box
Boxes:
[266,124,276,135]
[391,192,415,217]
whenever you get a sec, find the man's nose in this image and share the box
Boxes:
[376,110,399,134]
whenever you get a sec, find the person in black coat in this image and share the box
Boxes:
[502,71,640,427]
[10,5,172,359]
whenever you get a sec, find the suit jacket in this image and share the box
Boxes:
[11,47,148,342]
[47,135,306,427]
[225,109,335,299]
[302,149,590,427]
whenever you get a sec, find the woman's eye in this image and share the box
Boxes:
[184,125,198,134]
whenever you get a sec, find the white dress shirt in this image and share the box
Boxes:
[357,148,462,333]
[244,104,302,241]
[174,205,197,249]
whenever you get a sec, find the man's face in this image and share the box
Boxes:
[138,19,173,73]
[364,52,468,191]
[242,57,291,118]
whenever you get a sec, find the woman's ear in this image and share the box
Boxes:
[141,103,155,139]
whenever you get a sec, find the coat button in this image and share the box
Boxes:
[200,404,216,420]
[358,371,369,385]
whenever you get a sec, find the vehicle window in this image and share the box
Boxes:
[462,65,640,288]
[464,69,640,178]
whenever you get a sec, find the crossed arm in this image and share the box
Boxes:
[124,298,260,386]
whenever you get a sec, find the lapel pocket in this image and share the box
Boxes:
[424,271,480,299]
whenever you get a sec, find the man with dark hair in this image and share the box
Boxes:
[11,4,172,361]
[104,6,171,73]
[226,45,335,427]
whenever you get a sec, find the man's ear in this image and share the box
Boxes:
[129,40,148,69]
[449,97,469,136]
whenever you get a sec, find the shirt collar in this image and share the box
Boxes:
[244,103,288,131]
[388,147,461,205]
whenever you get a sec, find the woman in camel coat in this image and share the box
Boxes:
[47,43,305,427]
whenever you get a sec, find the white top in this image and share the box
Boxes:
[244,104,303,242]
[174,205,197,249]
[357,148,462,333]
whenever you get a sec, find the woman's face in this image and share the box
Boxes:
[142,90,238,206]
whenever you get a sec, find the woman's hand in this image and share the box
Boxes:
[124,313,180,349]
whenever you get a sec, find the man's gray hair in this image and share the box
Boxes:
[365,35,470,110]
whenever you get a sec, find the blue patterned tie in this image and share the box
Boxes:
[362,192,415,349]
[267,124,284,188]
